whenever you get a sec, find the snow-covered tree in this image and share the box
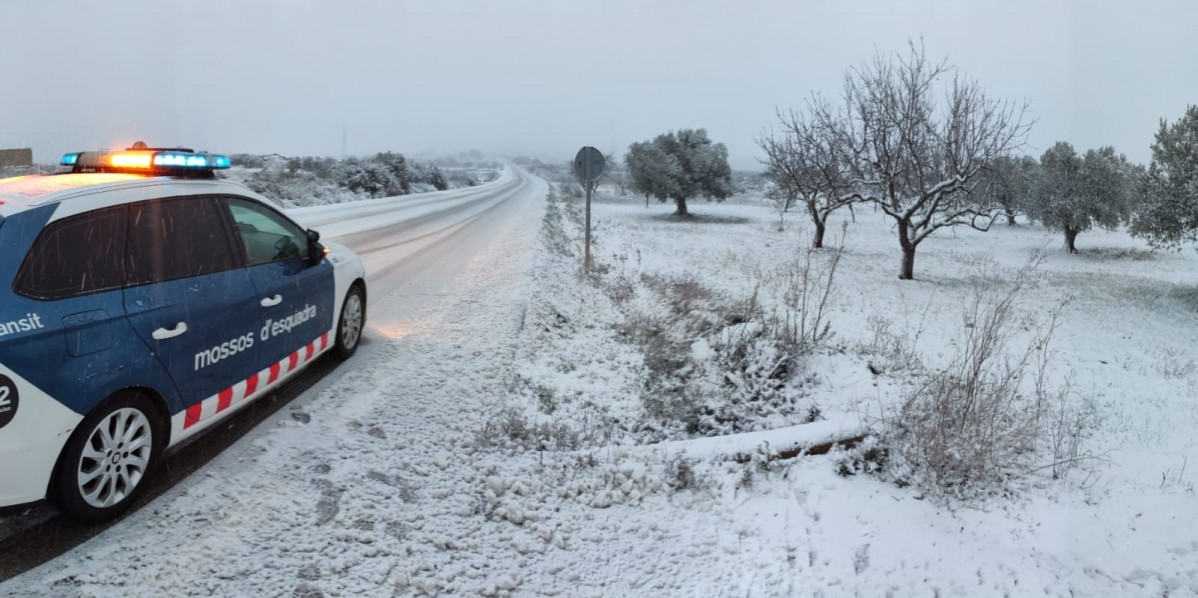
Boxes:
[1131,105,1198,250]
[815,41,1032,279]
[337,159,402,196]
[759,106,854,247]
[974,154,1039,226]
[1027,142,1137,253]
[373,152,413,194]
[624,129,732,217]
[625,141,672,207]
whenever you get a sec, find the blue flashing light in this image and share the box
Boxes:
[212,155,231,169]
[153,152,208,168]
[60,153,80,166]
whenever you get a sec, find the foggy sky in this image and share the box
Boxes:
[3,1,1196,170]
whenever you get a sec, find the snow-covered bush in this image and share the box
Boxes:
[232,155,365,207]
[337,159,405,196]
[224,151,496,207]
[882,259,1092,499]
[618,247,840,439]
[860,313,925,375]
[473,408,595,453]
[512,185,842,447]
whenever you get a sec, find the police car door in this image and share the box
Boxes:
[223,196,334,380]
[122,196,261,426]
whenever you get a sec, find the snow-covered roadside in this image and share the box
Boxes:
[495,192,1198,595]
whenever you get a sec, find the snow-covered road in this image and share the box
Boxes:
[0,167,548,594]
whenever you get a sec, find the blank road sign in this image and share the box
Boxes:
[573,146,605,182]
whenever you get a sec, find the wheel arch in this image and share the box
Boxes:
[351,277,367,315]
[46,385,171,500]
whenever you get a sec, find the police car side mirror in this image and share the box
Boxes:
[306,229,326,265]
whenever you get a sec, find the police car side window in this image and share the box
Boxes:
[14,207,127,300]
[225,197,308,265]
[125,196,239,285]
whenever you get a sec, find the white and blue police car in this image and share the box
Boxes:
[0,145,367,522]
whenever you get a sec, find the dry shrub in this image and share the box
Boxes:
[475,407,610,452]
[886,256,1093,499]
[776,238,842,355]
[624,240,843,439]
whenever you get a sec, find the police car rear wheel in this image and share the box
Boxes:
[53,393,161,522]
[335,285,365,359]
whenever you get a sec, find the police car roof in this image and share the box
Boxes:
[0,173,269,218]
[0,173,146,204]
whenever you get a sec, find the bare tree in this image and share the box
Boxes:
[760,105,856,248]
[973,154,1039,226]
[818,41,1033,279]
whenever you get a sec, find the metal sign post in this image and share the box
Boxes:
[573,146,605,274]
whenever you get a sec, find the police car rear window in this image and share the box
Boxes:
[14,207,127,300]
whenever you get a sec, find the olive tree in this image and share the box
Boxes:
[1028,142,1137,253]
[1131,105,1198,250]
[624,129,732,217]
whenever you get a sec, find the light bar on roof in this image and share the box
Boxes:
[110,152,153,168]
[61,148,232,173]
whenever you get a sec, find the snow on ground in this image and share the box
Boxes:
[528,193,1198,596]
[5,182,1198,596]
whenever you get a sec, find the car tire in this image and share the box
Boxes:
[334,284,365,360]
[51,392,162,523]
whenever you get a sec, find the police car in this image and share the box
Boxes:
[0,145,367,522]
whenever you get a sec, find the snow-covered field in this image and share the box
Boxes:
[505,190,1198,595]
[5,180,1198,596]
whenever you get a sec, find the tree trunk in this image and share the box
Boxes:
[1064,227,1079,253]
[898,219,916,280]
[674,196,689,217]
[813,220,826,249]
[900,247,916,280]
[1001,196,1016,226]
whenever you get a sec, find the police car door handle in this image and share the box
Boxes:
[151,322,188,340]
[261,294,283,307]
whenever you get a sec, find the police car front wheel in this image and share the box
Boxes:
[52,392,162,523]
[335,285,365,359]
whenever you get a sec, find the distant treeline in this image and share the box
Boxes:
[227,152,499,207]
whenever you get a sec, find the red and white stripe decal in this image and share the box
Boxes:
[182,332,331,430]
